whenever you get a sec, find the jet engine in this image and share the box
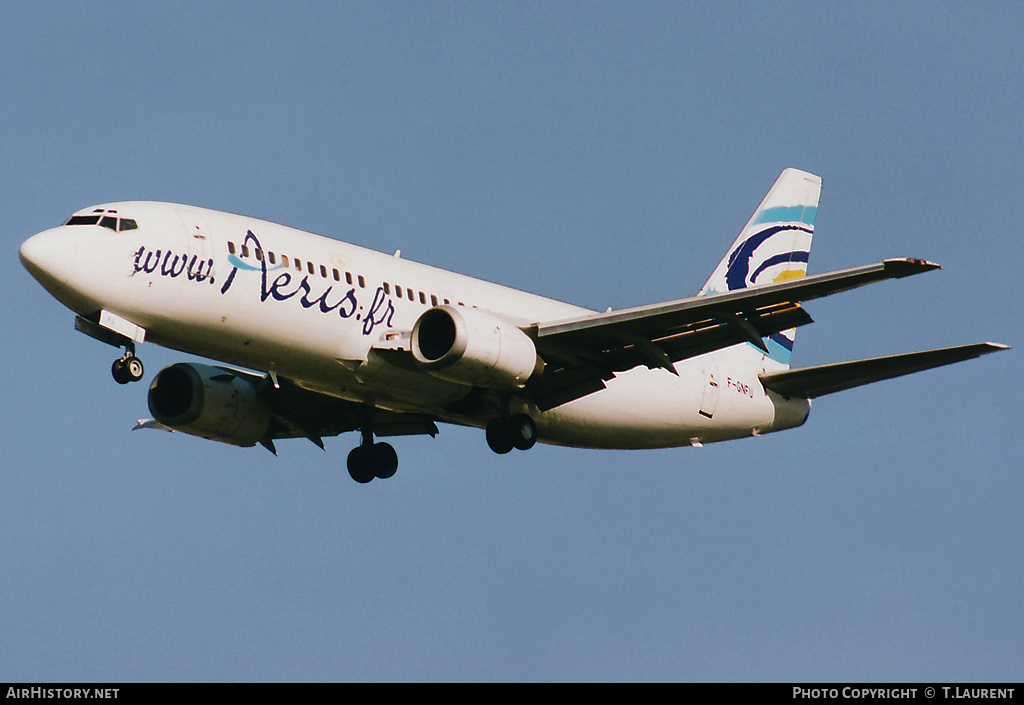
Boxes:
[411,305,542,388]
[147,363,272,447]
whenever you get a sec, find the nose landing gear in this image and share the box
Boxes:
[111,349,144,384]
[72,315,146,385]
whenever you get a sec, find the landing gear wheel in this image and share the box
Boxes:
[487,414,538,454]
[347,445,376,484]
[346,442,399,483]
[509,413,537,451]
[373,442,398,479]
[112,358,130,385]
[486,419,515,454]
[124,355,144,381]
[112,355,144,384]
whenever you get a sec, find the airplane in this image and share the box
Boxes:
[19,168,1008,482]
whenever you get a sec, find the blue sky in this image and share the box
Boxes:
[1,2,1020,682]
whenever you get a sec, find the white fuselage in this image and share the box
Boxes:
[21,201,807,449]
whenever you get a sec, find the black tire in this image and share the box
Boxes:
[125,355,144,382]
[111,358,130,385]
[486,419,514,454]
[347,446,375,484]
[373,442,399,479]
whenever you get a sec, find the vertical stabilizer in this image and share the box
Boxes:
[698,168,822,366]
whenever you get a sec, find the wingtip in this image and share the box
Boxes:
[883,258,942,276]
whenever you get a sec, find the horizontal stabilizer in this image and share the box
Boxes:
[759,342,1009,398]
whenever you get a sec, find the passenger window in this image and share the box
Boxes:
[282,255,289,267]
[268,252,276,265]
[383,283,390,295]
[295,259,302,272]
[241,245,249,258]
[320,264,327,278]
[228,242,236,255]
[419,291,426,304]
[357,275,365,288]
[407,288,414,301]
[396,285,403,298]
[118,218,138,231]
[256,249,263,261]
[430,295,438,306]
[345,272,353,285]
[333,268,340,282]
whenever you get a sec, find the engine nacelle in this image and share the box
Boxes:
[148,363,272,447]
[411,305,542,388]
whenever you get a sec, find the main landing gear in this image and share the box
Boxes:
[486,413,537,454]
[347,425,398,484]
[111,348,144,385]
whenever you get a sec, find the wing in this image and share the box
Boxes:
[258,375,438,449]
[526,258,939,410]
[136,366,438,453]
[759,343,1009,398]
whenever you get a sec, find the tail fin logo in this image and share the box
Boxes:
[698,169,822,368]
[724,221,813,292]
[723,218,814,365]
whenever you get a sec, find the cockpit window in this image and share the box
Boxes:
[64,214,139,231]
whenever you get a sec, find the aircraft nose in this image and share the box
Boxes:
[20,227,79,295]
